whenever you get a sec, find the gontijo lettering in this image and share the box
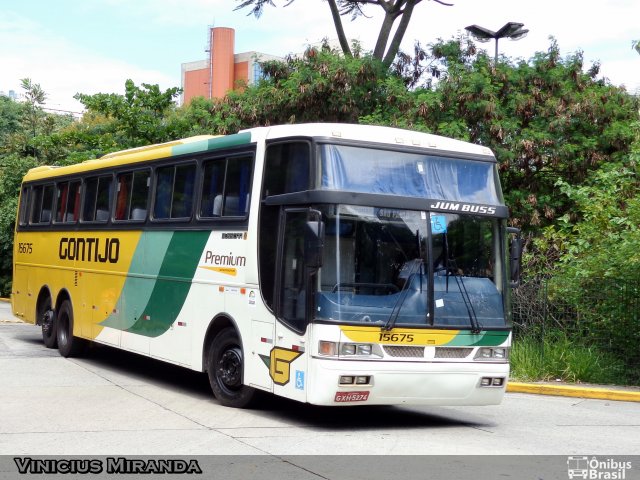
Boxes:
[59,237,120,263]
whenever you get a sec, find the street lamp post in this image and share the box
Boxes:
[464,22,529,62]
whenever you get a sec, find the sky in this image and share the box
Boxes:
[1,0,639,114]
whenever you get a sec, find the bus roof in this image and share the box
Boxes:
[22,123,495,183]
[252,123,495,158]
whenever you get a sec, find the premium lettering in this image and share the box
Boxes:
[204,250,246,267]
[59,237,120,263]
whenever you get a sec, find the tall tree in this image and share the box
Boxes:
[235,0,452,67]
[74,80,181,147]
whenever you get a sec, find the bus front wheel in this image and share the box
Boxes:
[207,328,256,408]
[56,300,85,358]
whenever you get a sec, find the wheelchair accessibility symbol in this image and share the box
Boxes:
[295,370,305,390]
[430,215,447,234]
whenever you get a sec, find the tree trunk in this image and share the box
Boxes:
[382,0,416,67]
[327,0,353,57]
[373,9,397,60]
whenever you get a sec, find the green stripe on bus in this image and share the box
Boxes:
[444,330,510,347]
[126,230,210,337]
[207,132,252,150]
[99,231,173,331]
[171,132,252,157]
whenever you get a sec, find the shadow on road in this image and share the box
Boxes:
[8,323,494,432]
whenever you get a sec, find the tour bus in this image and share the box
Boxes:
[12,123,520,408]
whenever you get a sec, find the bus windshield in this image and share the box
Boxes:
[320,144,502,204]
[315,205,506,328]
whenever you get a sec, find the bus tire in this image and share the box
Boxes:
[207,327,256,408]
[56,300,85,358]
[39,298,57,349]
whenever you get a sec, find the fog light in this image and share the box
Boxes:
[355,376,370,385]
[492,377,504,386]
[340,376,355,385]
[319,341,337,356]
[481,377,492,387]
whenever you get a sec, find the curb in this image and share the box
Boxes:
[507,382,640,403]
[0,298,9,303]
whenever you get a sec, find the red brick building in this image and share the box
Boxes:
[181,27,281,105]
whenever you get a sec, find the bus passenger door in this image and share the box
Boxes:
[272,209,312,403]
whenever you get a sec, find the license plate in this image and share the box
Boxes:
[334,391,370,403]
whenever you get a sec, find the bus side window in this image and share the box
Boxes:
[115,172,133,221]
[154,166,173,219]
[223,156,252,216]
[68,181,81,222]
[201,160,224,217]
[172,164,196,218]
[153,164,196,220]
[83,176,112,222]
[263,142,310,197]
[55,180,81,223]
[200,156,253,219]
[130,170,150,220]
[55,182,69,223]
[116,170,150,221]
[18,187,30,226]
[30,184,54,224]
[83,178,98,221]
[95,176,113,222]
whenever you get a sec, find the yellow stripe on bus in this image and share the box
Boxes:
[340,326,459,345]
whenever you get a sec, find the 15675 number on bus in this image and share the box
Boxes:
[379,333,414,343]
[18,243,33,254]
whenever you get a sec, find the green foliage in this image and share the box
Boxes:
[522,120,640,381]
[400,38,640,230]
[198,46,410,134]
[510,332,628,385]
[74,79,181,146]
[0,154,39,295]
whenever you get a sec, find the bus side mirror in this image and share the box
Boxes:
[304,220,324,269]
[507,227,522,288]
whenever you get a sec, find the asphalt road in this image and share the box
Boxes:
[1,301,639,458]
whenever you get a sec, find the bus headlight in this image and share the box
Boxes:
[341,343,377,357]
[474,347,510,361]
[318,341,381,358]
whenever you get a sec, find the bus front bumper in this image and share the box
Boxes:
[307,358,509,406]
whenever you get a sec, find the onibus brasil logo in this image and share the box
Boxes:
[567,456,632,479]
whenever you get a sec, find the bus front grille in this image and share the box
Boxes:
[383,346,425,358]
[434,347,473,359]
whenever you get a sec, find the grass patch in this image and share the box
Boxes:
[510,332,628,385]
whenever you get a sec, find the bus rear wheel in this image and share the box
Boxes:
[207,327,256,408]
[38,297,57,349]
[56,300,85,358]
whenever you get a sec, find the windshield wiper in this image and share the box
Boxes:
[382,257,423,331]
[442,235,482,334]
[449,271,482,334]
